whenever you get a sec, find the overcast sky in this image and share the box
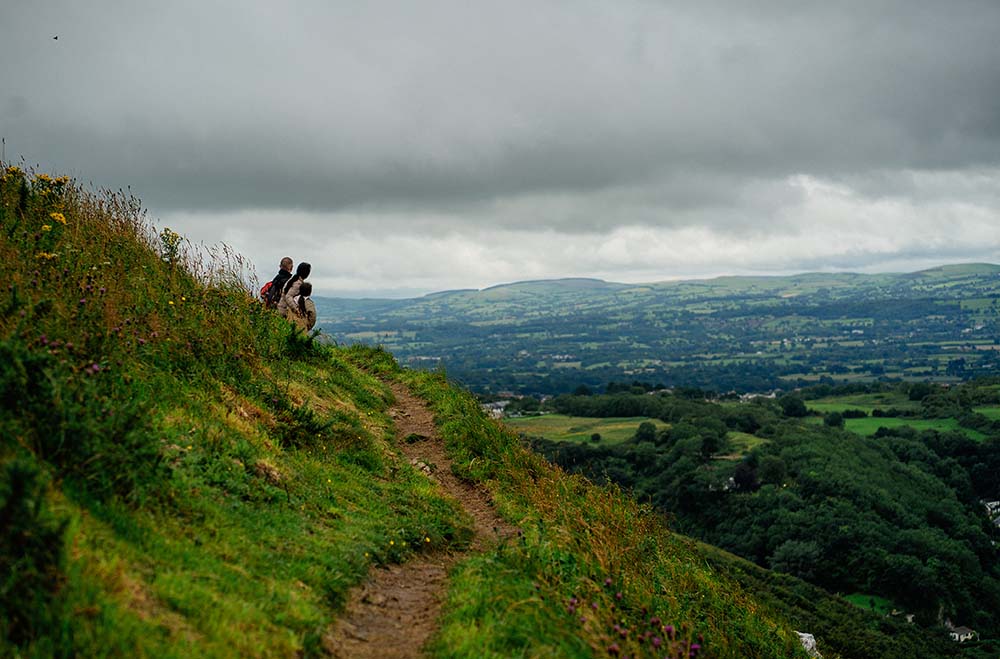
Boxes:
[3,1,999,296]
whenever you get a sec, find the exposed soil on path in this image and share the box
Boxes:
[323,381,516,658]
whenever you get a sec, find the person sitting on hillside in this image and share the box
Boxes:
[263,256,294,309]
[287,281,317,332]
[276,261,310,315]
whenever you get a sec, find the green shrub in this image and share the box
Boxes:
[0,338,163,502]
[0,459,68,646]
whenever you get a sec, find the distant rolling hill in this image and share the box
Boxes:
[316,264,1000,394]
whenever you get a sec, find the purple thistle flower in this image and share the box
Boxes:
[607,643,620,656]
[652,637,662,649]
[604,577,613,587]
[615,592,623,600]
[79,298,86,305]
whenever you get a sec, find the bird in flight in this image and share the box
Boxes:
[53,35,58,40]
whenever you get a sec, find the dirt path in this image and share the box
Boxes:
[323,381,515,658]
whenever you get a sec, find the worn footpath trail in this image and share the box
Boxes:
[323,381,516,658]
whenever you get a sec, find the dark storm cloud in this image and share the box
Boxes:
[3,0,999,231]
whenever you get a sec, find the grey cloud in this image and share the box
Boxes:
[3,0,1000,226]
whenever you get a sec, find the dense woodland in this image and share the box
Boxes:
[527,379,1000,650]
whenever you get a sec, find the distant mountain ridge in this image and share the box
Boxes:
[323,263,1000,303]
[316,263,1000,394]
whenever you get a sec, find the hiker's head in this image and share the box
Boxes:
[295,262,311,279]
[280,256,293,272]
[298,282,313,298]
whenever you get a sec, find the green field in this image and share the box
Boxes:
[843,593,896,616]
[976,405,1000,420]
[807,415,988,441]
[808,393,918,413]
[504,414,668,443]
[717,431,769,459]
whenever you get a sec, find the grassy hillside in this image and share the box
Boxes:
[0,165,821,657]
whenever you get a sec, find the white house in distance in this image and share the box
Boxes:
[948,626,977,643]
[984,500,1000,528]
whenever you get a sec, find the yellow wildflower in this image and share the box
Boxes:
[49,212,67,225]
[168,300,174,305]
[41,224,52,232]
[35,252,58,260]
[389,540,394,546]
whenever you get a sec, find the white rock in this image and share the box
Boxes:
[795,631,822,658]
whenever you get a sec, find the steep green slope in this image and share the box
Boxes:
[1,165,815,657]
[0,166,471,656]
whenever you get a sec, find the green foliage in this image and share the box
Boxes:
[0,338,163,502]
[701,543,959,659]
[533,388,1000,644]
[779,394,808,418]
[823,410,845,427]
[635,421,657,442]
[757,455,786,485]
[0,459,68,647]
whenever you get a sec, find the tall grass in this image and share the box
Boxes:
[0,166,473,656]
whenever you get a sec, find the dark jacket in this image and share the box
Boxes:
[265,269,292,308]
